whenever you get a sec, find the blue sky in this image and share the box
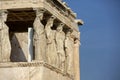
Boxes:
[64,0,120,80]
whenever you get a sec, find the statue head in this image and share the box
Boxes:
[0,10,8,22]
[66,29,73,37]
[56,23,64,32]
[50,15,56,20]
[36,9,46,20]
[46,16,56,28]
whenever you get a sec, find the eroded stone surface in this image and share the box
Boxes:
[0,0,83,80]
[10,33,28,62]
[45,16,58,67]
[65,29,74,75]
[33,9,47,61]
[0,10,11,62]
[0,62,73,80]
[56,23,65,71]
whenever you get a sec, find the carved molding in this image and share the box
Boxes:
[0,62,73,79]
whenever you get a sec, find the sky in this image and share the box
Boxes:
[64,0,120,80]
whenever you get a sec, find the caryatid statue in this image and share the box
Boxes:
[33,9,47,62]
[55,23,65,71]
[65,29,74,75]
[45,16,58,67]
[0,10,11,62]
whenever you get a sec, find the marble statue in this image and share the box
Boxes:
[55,23,65,71]
[0,10,11,62]
[33,9,47,61]
[45,16,58,67]
[65,29,74,75]
[0,0,83,80]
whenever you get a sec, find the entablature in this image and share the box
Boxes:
[0,0,83,32]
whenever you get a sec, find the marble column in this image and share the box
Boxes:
[0,10,11,62]
[73,32,80,80]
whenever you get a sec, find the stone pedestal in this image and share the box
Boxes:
[0,62,72,80]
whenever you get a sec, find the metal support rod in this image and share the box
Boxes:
[28,27,33,62]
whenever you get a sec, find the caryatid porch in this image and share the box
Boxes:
[0,0,83,80]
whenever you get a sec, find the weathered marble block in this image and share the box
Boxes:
[0,62,72,80]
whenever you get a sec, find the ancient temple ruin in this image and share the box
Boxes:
[0,0,83,80]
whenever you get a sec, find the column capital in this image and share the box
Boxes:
[74,38,80,47]
[33,8,46,17]
[76,32,80,40]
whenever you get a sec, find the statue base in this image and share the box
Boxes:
[0,62,73,80]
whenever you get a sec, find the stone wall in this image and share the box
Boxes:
[10,33,28,62]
